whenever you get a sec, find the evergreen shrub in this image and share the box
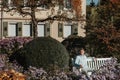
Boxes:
[10,37,69,69]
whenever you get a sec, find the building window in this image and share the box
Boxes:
[59,0,72,10]
[37,24,45,37]
[22,24,31,37]
[63,25,71,38]
[8,0,11,5]
[8,0,15,7]
[58,23,78,38]
[65,0,72,9]
[8,23,17,37]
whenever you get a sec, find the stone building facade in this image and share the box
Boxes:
[0,0,86,42]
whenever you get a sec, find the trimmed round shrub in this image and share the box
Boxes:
[10,37,69,69]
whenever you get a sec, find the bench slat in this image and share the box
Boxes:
[87,57,111,71]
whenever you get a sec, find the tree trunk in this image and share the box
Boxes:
[31,8,38,38]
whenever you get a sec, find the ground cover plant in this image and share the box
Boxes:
[0,53,120,80]
[0,37,120,80]
[0,37,32,55]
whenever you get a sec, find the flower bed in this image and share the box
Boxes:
[0,53,120,80]
[0,37,32,55]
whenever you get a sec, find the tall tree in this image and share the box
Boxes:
[2,0,83,38]
[86,0,120,58]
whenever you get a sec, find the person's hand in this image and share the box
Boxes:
[80,65,83,68]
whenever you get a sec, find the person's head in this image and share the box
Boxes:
[79,48,85,55]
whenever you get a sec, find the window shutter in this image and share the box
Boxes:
[59,0,64,10]
[17,22,22,36]
[44,23,50,37]
[30,24,33,36]
[58,23,63,37]
[71,23,78,35]
[3,0,8,6]
[59,4,64,10]
[3,22,8,37]
[65,0,72,9]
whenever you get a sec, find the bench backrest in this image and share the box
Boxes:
[87,57,111,71]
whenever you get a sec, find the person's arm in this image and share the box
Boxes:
[75,56,83,68]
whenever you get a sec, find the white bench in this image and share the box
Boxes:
[87,57,112,75]
[72,57,112,75]
[87,57,111,71]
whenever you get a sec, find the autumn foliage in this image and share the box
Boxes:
[72,0,82,18]
[110,0,120,3]
[0,69,25,80]
[86,0,120,59]
[95,25,120,52]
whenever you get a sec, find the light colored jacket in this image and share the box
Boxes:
[75,54,88,70]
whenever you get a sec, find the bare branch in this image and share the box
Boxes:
[37,15,85,22]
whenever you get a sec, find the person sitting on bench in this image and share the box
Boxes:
[74,48,89,78]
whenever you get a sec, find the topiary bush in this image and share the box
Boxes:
[10,37,69,70]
